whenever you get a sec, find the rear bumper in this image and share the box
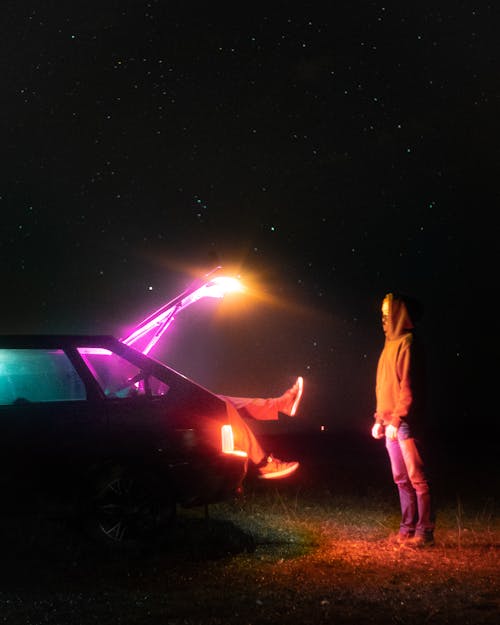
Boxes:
[168,453,248,507]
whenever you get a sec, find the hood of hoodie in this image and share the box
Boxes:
[382,292,414,340]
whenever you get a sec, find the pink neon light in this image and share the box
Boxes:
[121,268,243,355]
[77,348,113,355]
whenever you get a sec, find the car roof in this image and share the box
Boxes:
[0,335,122,349]
[0,334,226,405]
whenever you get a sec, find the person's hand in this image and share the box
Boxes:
[371,423,385,439]
[385,424,398,440]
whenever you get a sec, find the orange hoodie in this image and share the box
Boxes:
[374,293,415,428]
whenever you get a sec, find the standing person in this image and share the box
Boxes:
[371,292,435,547]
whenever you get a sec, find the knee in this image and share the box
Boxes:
[393,472,411,486]
[410,479,430,494]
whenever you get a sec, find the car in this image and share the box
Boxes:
[0,334,248,548]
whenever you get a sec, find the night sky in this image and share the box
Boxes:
[2,3,497,439]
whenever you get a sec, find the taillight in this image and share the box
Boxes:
[221,424,247,457]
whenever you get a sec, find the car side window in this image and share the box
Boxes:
[77,348,170,399]
[0,349,87,404]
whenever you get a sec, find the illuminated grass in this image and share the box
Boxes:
[1,485,498,624]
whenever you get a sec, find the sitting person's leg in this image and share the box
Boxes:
[223,399,268,464]
[220,379,303,480]
[224,376,303,421]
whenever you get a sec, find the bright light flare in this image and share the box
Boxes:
[211,276,244,295]
[180,276,244,308]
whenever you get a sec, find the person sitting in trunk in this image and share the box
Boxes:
[221,376,303,480]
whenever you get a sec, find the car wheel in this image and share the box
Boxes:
[86,467,176,548]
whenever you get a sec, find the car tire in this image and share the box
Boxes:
[84,465,176,550]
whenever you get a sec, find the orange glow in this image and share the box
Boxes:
[223,269,333,325]
[221,424,248,457]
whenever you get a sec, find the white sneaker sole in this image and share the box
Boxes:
[290,376,303,416]
[258,461,299,480]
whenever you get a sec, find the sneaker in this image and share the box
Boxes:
[257,455,300,480]
[279,376,304,416]
[405,534,435,549]
[388,532,414,545]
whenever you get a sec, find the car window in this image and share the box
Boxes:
[77,348,170,399]
[0,349,87,404]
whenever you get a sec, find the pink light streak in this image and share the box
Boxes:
[121,267,244,355]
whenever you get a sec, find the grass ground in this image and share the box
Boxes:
[0,465,498,625]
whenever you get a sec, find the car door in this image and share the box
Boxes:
[0,347,107,507]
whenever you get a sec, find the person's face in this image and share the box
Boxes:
[381,298,389,334]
